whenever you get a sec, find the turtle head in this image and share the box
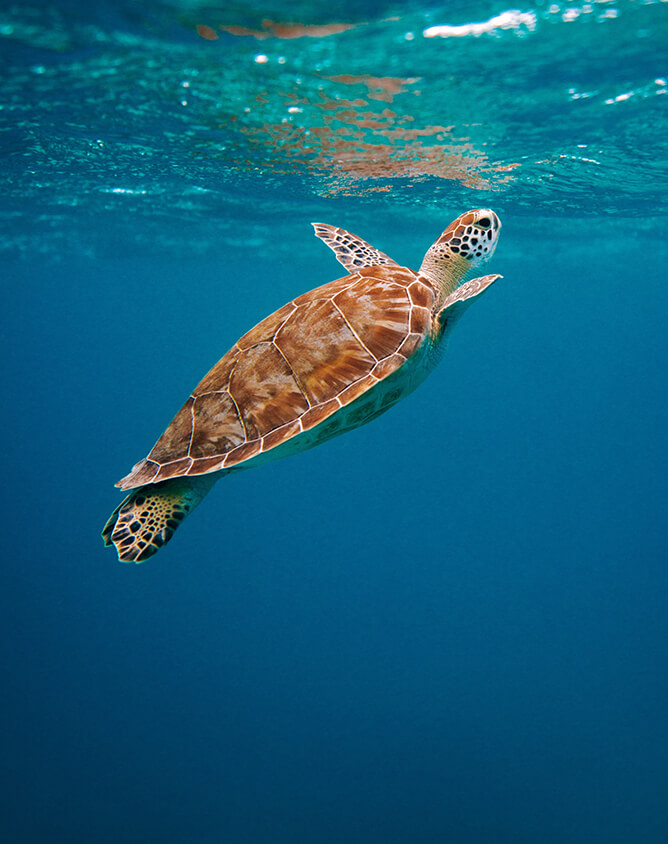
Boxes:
[419,208,501,298]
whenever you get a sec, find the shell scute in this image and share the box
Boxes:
[409,306,431,336]
[334,278,411,360]
[188,456,225,475]
[228,342,309,438]
[261,419,303,451]
[193,349,237,395]
[372,354,406,381]
[118,458,160,488]
[223,440,262,468]
[148,398,194,463]
[190,393,245,458]
[337,374,378,407]
[276,298,376,405]
[236,302,296,350]
[397,332,423,358]
[408,280,435,309]
[292,275,356,306]
[300,399,341,431]
[154,457,193,483]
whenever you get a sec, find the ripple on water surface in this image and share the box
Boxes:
[1,0,666,258]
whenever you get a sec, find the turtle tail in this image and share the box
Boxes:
[102,475,215,563]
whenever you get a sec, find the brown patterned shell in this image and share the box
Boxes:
[117,266,436,490]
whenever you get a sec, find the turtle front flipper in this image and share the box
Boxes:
[312,223,399,271]
[102,475,215,563]
[437,274,502,333]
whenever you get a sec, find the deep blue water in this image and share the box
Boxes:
[2,1,668,842]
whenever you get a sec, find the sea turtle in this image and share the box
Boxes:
[103,208,502,563]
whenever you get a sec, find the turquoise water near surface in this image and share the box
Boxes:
[2,2,668,842]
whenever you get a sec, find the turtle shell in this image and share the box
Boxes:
[117,266,436,490]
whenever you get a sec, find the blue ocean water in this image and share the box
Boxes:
[2,1,668,841]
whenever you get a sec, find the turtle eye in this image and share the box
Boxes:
[477,217,491,228]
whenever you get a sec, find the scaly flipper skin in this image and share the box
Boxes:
[312,223,399,271]
[102,475,214,563]
[438,274,502,328]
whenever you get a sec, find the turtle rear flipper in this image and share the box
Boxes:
[102,475,215,563]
